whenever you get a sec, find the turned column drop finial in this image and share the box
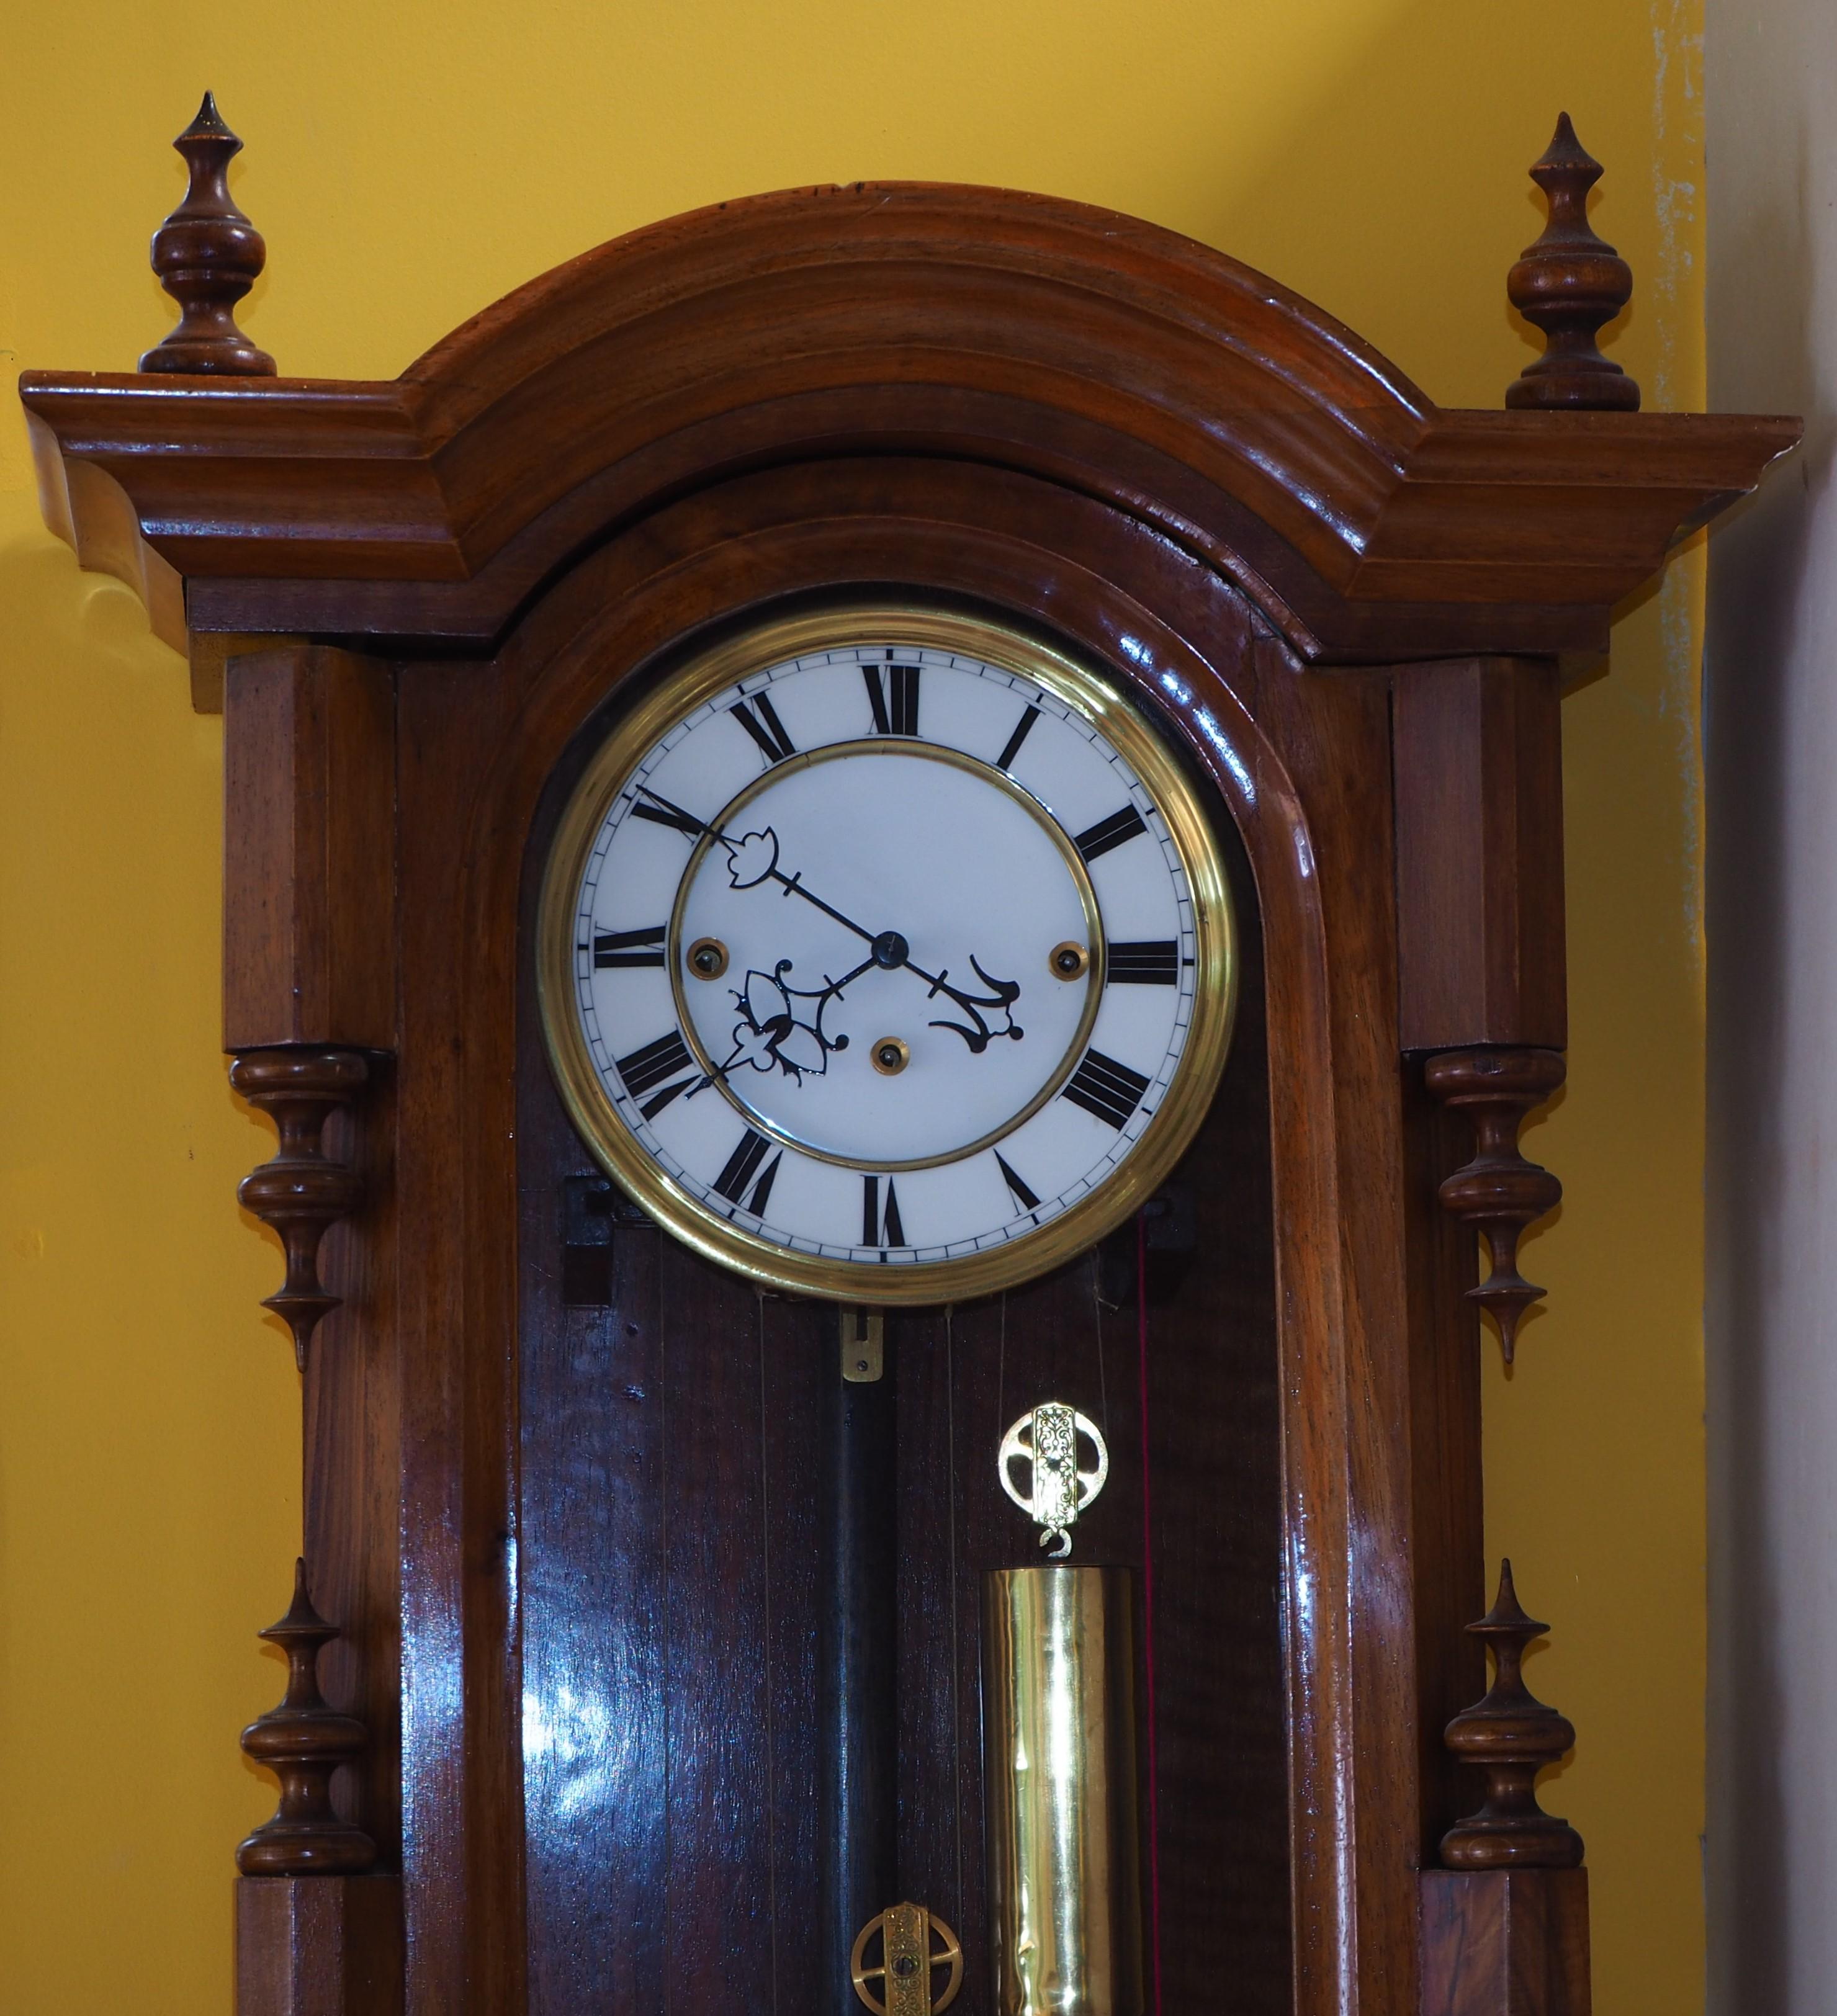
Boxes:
[140,92,276,377]
[1425,1046,1564,1363]
[232,1048,369,1370]
[1506,112,1638,413]
[1440,1559,1584,1870]
[236,1559,376,1876]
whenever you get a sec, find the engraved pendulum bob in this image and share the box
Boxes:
[984,1407,1144,2016]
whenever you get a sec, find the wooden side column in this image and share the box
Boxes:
[1419,1869,1591,2016]
[224,645,396,1053]
[1395,655,1571,1861]
[237,1876,404,2016]
[223,640,400,2015]
[1395,654,1567,1359]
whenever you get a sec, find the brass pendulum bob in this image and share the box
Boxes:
[984,1406,1145,2016]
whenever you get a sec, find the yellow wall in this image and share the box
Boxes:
[0,4,1706,2009]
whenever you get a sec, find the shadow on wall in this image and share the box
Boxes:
[1704,114,1825,2016]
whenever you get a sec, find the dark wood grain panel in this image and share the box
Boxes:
[223,646,396,1052]
[1419,1870,1591,2015]
[1393,658,1565,1054]
[510,594,1289,2016]
[1400,1074,1488,1858]
[235,1875,404,2016]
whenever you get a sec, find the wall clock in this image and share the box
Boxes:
[18,102,1799,2016]
[537,607,1236,1302]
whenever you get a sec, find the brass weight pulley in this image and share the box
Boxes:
[851,1903,963,2016]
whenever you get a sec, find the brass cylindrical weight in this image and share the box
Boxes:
[982,1566,1144,2016]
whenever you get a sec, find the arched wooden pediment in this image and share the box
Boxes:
[22,182,1793,665]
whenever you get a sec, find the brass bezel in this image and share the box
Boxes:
[536,605,1239,1306]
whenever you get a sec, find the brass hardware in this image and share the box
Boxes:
[999,1403,1108,1556]
[1049,940,1090,980]
[841,1307,884,1383]
[851,1902,963,2016]
[871,1036,911,1076]
[984,1567,1144,2016]
[686,936,728,980]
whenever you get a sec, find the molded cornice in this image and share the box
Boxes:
[20,182,1798,660]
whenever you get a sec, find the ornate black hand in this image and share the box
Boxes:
[694,954,873,1091]
[911,954,1024,1054]
[709,822,1025,1056]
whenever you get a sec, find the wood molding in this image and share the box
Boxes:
[19,184,1795,661]
[1419,1870,1591,2016]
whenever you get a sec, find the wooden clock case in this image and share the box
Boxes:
[20,118,1795,2016]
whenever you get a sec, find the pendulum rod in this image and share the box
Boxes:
[822,1308,899,2013]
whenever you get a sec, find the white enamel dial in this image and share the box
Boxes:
[539,611,1236,1304]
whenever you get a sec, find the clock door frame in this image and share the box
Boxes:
[19,170,1795,2016]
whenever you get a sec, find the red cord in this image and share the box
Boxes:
[1137,1209,1166,2016]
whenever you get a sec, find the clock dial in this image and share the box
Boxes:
[538,609,1236,1302]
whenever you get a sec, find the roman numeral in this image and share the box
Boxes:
[861,1175,906,1249]
[593,924,667,969]
[615,1029,701,1119]
[995,1152,1040,1214]
[629,787,707,837]
[1074,804,1148,863]
[744,1150,783,1219]
[864,661,922,737]
[1107,939,1179,985]
[616,1029,695,1100]
[730,693,796,764]
[712,1129,776,1206]
[1061,1047,1152,1130]
[995,704,1041,772]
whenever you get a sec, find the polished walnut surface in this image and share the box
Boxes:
[24,143,1798,2016]
[21,182,1794,667]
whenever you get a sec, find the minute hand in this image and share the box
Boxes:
[904,953,1024,1054]
[766,866,878,946]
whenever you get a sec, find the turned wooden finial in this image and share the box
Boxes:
[236,1560,376,1875]
[1506,113,1638,412]
[231,1049,369,1370]
[1424,1047,1565,1362]
[1440,1560,1584,1870]
[140,92,276,376]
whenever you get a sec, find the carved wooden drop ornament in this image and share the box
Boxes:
[1507,113,1638,411]
[19,100,1800,2016]
[1426,1047,1566,1362]
[140,92,274,377]
[236,1561,376,1878]
[230,1049,368,1371]
[1441,1561,1584,1870]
